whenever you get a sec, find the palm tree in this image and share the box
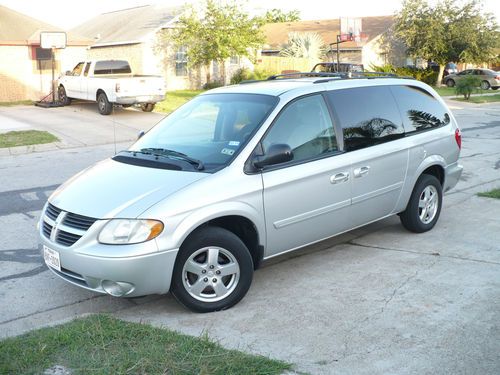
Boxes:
[280,32,326,60]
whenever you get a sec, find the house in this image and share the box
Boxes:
[261,16,407,70]
[71,4,248,90]
[0,5,91,102]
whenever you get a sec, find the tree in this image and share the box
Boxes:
[264,8,301,23]
[171,0,265,84]
[280,32,326,60]
[394,0,499,85]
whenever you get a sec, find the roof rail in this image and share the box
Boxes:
[264,71,414,83]
[267,72,346,80]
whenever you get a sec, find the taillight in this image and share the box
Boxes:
[455,128,462,150]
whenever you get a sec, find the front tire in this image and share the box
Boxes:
[141,103,155,112]
[171,226,254,313]
[445,79,455,87]
[97,92,112,115]
[58,85,71,106]
[400,174,442,233]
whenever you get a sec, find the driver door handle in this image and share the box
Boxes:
[330,172,349,184]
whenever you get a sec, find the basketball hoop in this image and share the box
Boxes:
[35,32,67,107]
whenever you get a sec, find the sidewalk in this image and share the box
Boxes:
[0,102,164,156]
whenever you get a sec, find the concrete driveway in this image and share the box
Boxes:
[0,99,499,375]
[0,101,165,155]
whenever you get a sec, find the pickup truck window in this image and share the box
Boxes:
[94,60,132,75]
[71,62,84,76]
[83,62,91,77]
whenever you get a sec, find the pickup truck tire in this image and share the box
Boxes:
[58,86,71,106]
[97,92,113,115]
[141,103,155,112]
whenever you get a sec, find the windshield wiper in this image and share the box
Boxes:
[135,148,205,171]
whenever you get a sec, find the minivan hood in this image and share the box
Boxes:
[49,158,206,218]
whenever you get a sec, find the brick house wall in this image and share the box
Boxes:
[0,45,87,101]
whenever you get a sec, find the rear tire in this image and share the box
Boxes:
[400,174,442,233]
[141,103,155,112]
[170,226,254,313]
[445,79,455,87]
[97,92,112,115]
[480,80,490,90]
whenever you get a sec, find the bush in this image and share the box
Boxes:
[230,67,277,84]
[455,75,481,100]
[202,81,224,90]
[370,64,438,85]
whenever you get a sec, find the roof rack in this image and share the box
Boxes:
[264,71,414,84]
[267,72,346,80]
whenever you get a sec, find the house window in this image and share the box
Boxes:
[175,46,188,76]
[230,55,239,65]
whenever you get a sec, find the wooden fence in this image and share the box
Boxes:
[256,56,317,74]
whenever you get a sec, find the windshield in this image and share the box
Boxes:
[130,93,278,171]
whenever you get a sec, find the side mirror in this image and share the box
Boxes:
[65,71,71,76]
[137,130,145,140]
[253,143,293,169]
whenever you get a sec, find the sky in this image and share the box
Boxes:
[1,0,499,29]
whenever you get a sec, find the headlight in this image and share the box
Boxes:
[98,219,164,244]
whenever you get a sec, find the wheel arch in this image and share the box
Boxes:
[396,156,446,213]
[171,205,265,270]
[96,89,106,101]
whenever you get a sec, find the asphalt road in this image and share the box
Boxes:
[0,100,499,374]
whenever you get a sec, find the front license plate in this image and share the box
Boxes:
[43,245,61,271]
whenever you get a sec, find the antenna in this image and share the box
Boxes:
[112,104,117,155]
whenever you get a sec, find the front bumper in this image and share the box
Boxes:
[444,161,463,192]
[115,94,165,105]
[40,233,178,297]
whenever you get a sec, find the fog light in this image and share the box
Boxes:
[101,280,134,297]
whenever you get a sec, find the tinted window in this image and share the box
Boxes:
[327,86,404,151]
[83,62,91,77]
[262,94,337,163]
[132,94,277,170]
[390,85,450,134]
[94,60,132,75]
[71,62,84,76]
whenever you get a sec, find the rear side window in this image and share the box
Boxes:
[390,86,450,134]
[327,86,404,151]
[94,60,132,75]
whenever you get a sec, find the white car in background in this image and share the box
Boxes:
[58,60,165,115]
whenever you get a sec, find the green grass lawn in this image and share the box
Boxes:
[0,130,59,148]
[478,188,500,199]
[0,100,33,106]
[432,86,457,96]
[454,93,500,104]
[155,90,204,114]
[0,314,292,375]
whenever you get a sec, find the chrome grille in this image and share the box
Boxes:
[42,204,98,247]
[42,221,53,238]
[46,203,61,221]
[56,230,82,247]
[63,212,97,230]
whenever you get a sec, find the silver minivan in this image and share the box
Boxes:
[39,74,463,312]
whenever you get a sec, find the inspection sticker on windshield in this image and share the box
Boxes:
[43,245,61,271]
[221,148,235,156]
[228,141,240,146]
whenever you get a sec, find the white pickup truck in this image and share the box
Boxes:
[58,60,165,115]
